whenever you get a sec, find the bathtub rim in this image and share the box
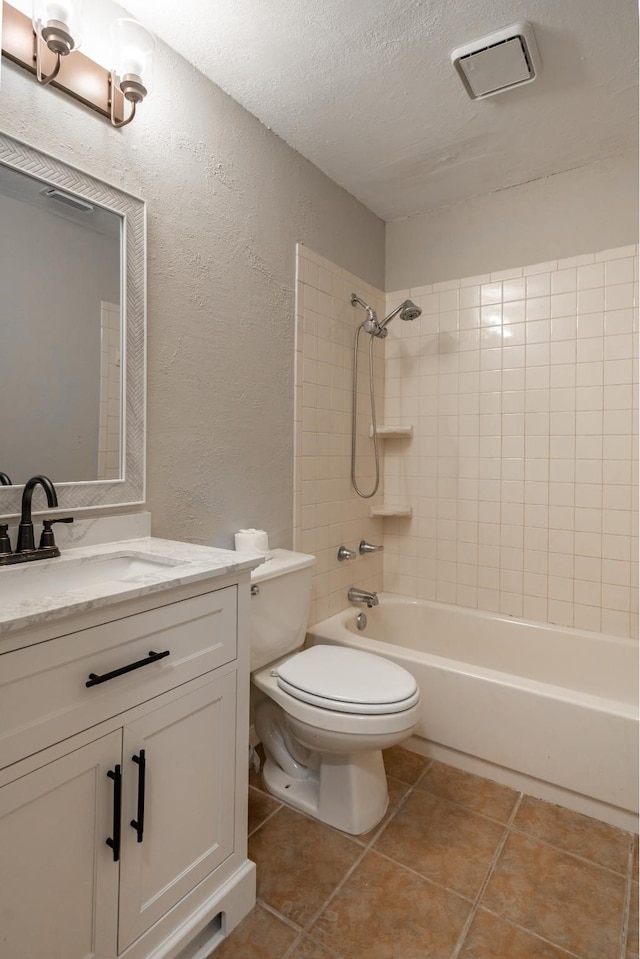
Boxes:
[306,594,639,716]
[306,593,639,832]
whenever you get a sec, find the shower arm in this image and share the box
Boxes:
[376,303,404,333]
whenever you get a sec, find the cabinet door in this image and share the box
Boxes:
[118,673,237,951]
[0,731,121,959]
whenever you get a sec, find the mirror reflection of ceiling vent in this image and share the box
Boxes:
[41,188,95,213]
[451,21,541,100]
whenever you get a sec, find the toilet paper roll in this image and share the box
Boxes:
[234,528,269,554]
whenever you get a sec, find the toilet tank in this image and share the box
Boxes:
[249,549,316,672]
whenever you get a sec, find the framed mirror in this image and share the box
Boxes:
[0,133,145,516]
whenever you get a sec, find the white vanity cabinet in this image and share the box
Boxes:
[0,562,257,959]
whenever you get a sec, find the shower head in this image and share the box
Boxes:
[399,300,422,321]
[378,298,422,333]
[351,294,422,337]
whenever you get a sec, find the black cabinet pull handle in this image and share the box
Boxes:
[130,749,146,843]
[106,764,122,862]
[86,649,170,687]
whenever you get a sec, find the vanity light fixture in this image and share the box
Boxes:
[109,17,155,128]
[32,0,82,85]
[1,1,154,127]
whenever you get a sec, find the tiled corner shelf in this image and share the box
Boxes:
[369,424,414,438]
[369,505,413,518]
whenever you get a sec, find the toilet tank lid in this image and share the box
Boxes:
[251,548,316,584]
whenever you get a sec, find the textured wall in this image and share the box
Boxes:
[0,0,384,549]
[386,154,639,291]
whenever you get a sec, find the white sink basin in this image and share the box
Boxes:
[0,553,182,604]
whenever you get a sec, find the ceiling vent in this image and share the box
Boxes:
[451,21,541,100]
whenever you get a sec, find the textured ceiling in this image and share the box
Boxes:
[124,0,638,221]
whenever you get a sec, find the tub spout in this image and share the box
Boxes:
[348,586,379,608]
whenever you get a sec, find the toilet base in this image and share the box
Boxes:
[262,749,388,835]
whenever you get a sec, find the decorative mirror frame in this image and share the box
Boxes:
[0,132,146,517]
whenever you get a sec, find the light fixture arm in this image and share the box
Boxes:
[110,77,137,129]
[35,38,62,86]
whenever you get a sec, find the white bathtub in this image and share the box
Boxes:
[306,595,639,831]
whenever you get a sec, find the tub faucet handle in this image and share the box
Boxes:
[337,545,357,561]
[359,540,383,554]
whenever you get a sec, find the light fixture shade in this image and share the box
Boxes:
[32,0,82,53]
[111,18,155,102]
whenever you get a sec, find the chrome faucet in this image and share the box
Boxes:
[347,586,379,608]
[0,475,74,566]
[359,540,383,554]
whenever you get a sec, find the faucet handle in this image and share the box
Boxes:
[0,524,12,554]
[359,540,384,554]
[39,517,74,549]
[337,545,357,561]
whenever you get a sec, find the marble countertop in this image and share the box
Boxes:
[0,537,265,636]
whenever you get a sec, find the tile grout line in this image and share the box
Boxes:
[280,768,431,958]
[247,801,284,838]
[475,907,588,959]
[618,836,636,959]
[449,792,524,959]
[506,822,636,880]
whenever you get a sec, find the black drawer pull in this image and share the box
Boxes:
[130,750,146,843]
[106,764,122,862]
[86,649,170,687]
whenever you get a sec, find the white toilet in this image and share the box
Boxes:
[250,549,421,835]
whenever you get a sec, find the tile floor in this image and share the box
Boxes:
[214,746,639,959]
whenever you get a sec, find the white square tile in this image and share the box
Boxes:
[548,576,573,601]
[502,301,526,325]
[602,584,631,612]
[604,334,633,361]
[503,368,526,391]
[526,273,551,298]
[502,323,525,346]
[605,257,635,286]
[460,286,480,309]
[502,279,526,302]
[525,343,550,367]
[481,281,502,304]
[526,297,551,321]
[604,358,633,385]
[576,262,605,291]
[481,305,502,327]
[526,320,550,344]
[575,386,602,411]
[551,316,577,341]
[576,362,603,387]
[578,288,605,314]
[551,268,577,294]
[605,283,635,311]
[604,308,635,336]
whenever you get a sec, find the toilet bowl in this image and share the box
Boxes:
[249,550,421,834]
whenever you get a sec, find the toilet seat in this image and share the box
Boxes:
[275,645,419,715]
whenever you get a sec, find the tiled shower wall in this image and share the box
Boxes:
[384,246,639,637]
[294,245,386,624]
